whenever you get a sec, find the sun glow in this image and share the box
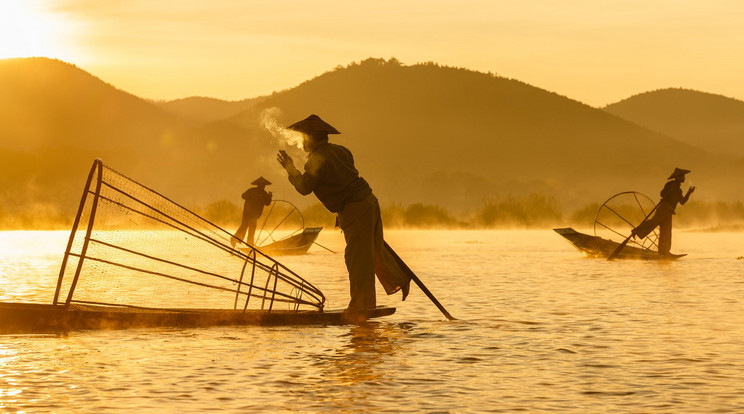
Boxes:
[0,1,73,59]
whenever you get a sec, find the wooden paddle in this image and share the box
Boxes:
[384,241,456,320]
[607,202,660,261]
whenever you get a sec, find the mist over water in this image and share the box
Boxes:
[1,229,743,412]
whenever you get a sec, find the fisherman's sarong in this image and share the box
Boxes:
[633,202,674,255]
[233,218,258,246]
[337,193,411,311]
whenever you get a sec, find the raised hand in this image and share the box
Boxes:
[277,150,294,170]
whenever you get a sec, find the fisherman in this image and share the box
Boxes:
[276,114,409,317]
[632,167,695,256]
[231,176,273,247]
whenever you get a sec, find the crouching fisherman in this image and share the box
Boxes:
[632,167,695,256]
[276,114,410,319]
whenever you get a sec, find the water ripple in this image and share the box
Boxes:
[1,230,743,413]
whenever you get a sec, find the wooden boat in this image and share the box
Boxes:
[245,227,322,256]
[0,302,395,334]
[1,160,397,334]
[554,227,686,260]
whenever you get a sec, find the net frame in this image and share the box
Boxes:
[255,199,305,247]
[52,159,326,312]
[593,191,660,252]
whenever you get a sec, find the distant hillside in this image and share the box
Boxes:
[1,57,741,228]
[0,58,205,217]
[0,58,187,152]
[154,96,267,123]
[232,59,731,209]
[604,88,744,157]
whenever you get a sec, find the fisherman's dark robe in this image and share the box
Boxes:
[286,142,410,311]
[633,180,689,255]
[234,187,272,245]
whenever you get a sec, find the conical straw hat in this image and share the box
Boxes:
[251,176,272,186]
[667,167,691,180]
[286,114,340,134]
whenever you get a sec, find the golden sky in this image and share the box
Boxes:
[2,0,744,106]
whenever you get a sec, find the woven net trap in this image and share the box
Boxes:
[53,160,326,312]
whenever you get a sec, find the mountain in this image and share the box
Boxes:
[604,88,744,158]
[228,59,730,209]
[0,57,202,193]
[1,57,741,227]
[0,58,276,223]
[0,58,188,152]
[0,58,205,221]
[153,96,266,123]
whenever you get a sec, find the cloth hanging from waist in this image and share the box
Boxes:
[337,193,411,299]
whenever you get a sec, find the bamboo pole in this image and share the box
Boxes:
[384,242,456,321]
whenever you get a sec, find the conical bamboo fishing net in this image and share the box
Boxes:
[53,160,325,312]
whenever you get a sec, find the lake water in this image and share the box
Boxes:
[1,229,743,413]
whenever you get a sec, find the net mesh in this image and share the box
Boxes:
[594,191,660,251]
[54,160,325,311]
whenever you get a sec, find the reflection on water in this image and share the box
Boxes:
[0,231,66,303]
[304,323,406,411]
[326,324,400,384]
[1,229,743,412]
[0,343,21,401]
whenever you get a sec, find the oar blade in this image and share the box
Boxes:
[607,237,631,261]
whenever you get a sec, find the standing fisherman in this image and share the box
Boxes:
[232,177,273,247]
[276,114,410,315]
[632,167,695,256]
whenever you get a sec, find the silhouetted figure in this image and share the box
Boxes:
[232,177,272,247]
[277,115,409,315]
[632,168,695,255]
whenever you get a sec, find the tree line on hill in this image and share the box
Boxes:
[2,57,744,231]
[3,192,741,231]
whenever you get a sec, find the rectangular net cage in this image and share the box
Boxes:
[53,159,326,312]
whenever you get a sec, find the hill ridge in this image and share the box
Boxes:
[0,57,740,225]
[604,88,744,157]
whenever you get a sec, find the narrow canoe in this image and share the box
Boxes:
[554,227,686,260]
[0,302,395,334]
[246,227,323,256]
